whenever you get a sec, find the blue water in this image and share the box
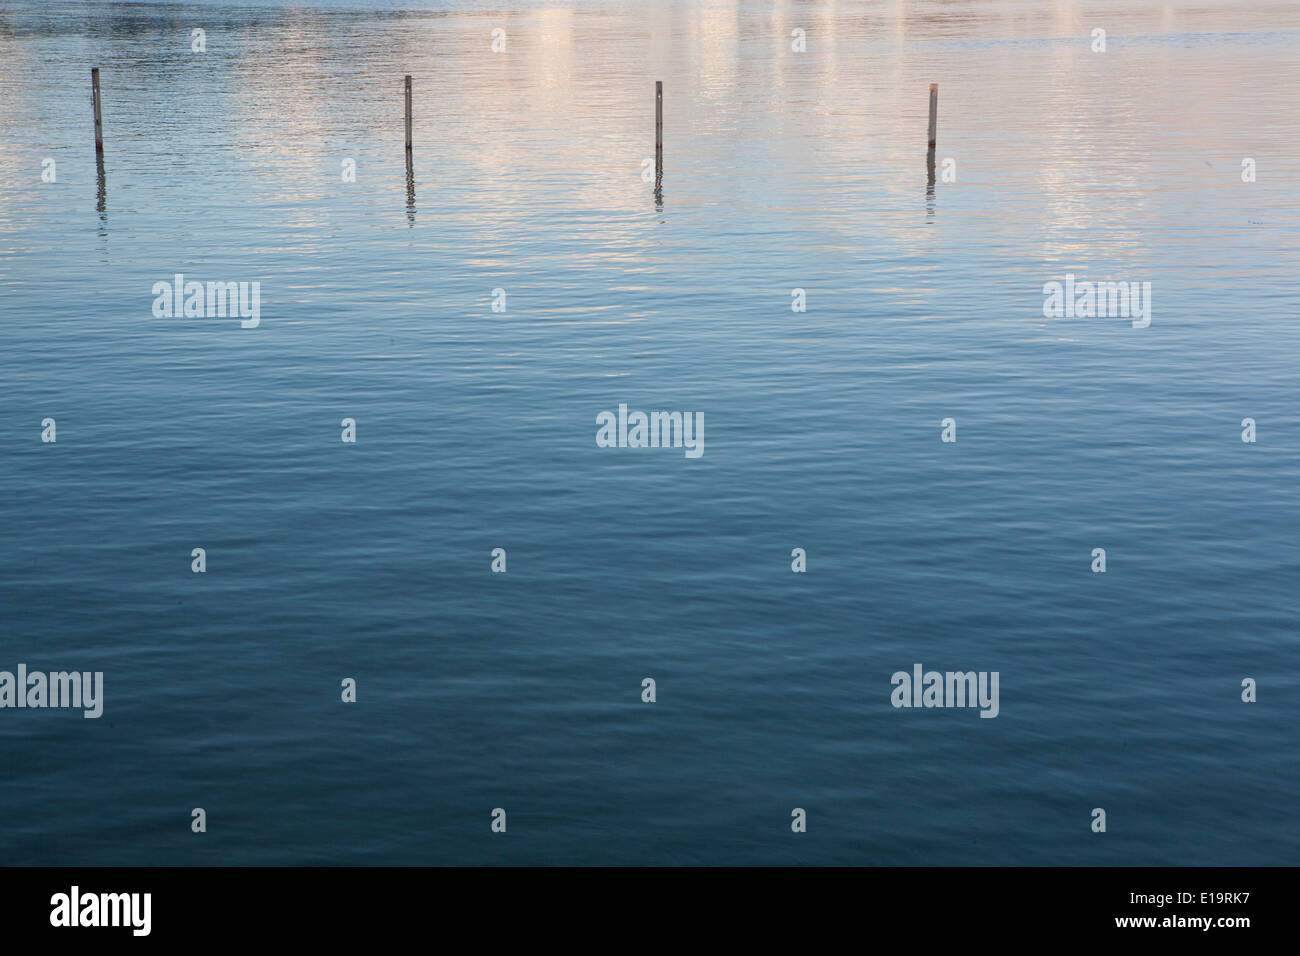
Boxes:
[1,0,1298,865]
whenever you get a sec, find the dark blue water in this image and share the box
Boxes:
[2,0,1298,865]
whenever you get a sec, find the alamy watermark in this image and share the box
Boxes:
[1043,274,1151,328]
[0,664,103,718]
[890,663,999,718]
[152,273,260,328]
[596,403,704,458]
[50,886,150,936]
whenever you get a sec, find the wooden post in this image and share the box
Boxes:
[91,68,104,160]
[655,81,663,179]
[926,83,937,186]
[404,75,413,155]
[927,83,938,151]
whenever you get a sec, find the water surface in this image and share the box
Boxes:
[1,0,1298,865]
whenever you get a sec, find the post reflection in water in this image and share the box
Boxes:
[95,156,107,219]
[926,145,936,219]
[405,153,416,226]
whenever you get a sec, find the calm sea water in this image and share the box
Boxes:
[1,0,1298,866]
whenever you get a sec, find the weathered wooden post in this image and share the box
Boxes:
[926,83,937,182]
[655,80,663,181]
[404,74,413,155]
[927,83,938,152]
[91,68,104,160]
